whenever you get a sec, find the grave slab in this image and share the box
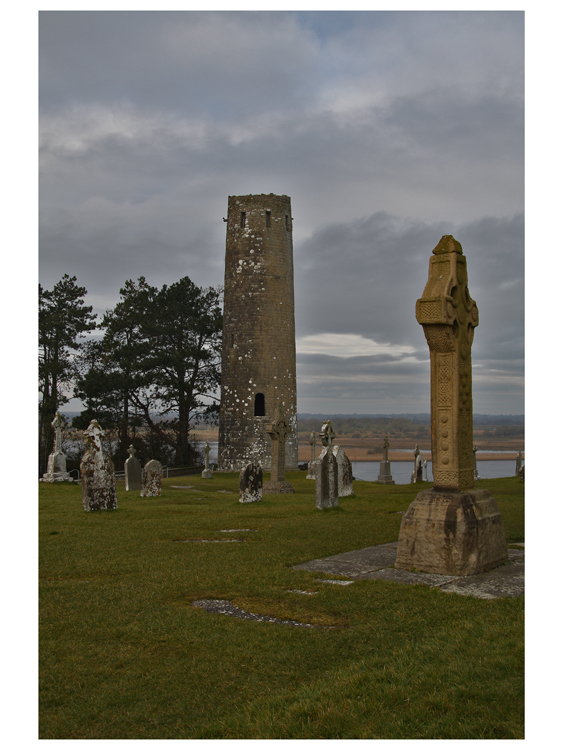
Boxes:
[294,541,524,599]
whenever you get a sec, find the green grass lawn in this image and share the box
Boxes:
[39,472,524,739]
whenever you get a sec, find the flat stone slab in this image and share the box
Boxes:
[294,542,524,599]
[294,543,398,576]
[192,599,321,628]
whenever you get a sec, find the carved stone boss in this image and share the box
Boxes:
[415,235,479,492]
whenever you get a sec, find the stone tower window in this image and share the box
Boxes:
[266,211,271,228]
[285,214,289,230]
[254,393,265,417]
[240,211,246,228]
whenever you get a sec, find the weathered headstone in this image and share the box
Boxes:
[141,459,163,497]
[202,442,213,479]
[473,445,481,481]
[410,444,423,483]
[376,436,395,484]
[263,408,295,493]
[80,420,118,512]
[41,413,73,482]
[315,420,338,509]
[516,450,523,476]
[306,431,317,480]
[124,444,142,491]
[395,236,507,576]
[239,460,263,503]
[333,445,353,496]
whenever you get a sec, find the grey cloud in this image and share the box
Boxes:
[38,11,524,415]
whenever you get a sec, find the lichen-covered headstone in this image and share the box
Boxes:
[396,236,507,576]
[306,431,317,480]
[239,460,263,503]
[202,442,213,479]
[80,419,117,512]
[41,412,72,482]
[410,444,423,483]
[124,444,142,491]
[376,436,394,484]
[333,445,353,497]
[315,421,338,509]
[141,459,163,497]
[473,445,481,481]
[263,407,294,494]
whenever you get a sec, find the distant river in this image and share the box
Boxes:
[351,457,519,485]
[206,442,519,484]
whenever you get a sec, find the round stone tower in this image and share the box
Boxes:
[217,194,298,472]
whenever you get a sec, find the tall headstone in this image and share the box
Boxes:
[473,445,481,481]
[202,442,213,479]
[376,436,395,484]
[333,445,353,497]
[124,444,142,491]
[306,431,317,479]
[263,408,295,493]
[80,420,118,512]
[410,444,423,483]
[41,412,72,482]
[217,194,298,472]
[516,450,523,476]
[395,236,507,576]
[315,421,338,509]
[239,460,263,503]
[141,459,163,497]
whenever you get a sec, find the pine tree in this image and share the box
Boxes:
[38,275,97,474]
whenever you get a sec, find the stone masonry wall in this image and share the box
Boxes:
[218,194,298,471]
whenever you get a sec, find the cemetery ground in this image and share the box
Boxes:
[39,473,524,739]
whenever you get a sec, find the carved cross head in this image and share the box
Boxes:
[84,419,104,451]
[320,420,336,448]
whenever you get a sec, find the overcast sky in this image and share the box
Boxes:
[38,8,525,415]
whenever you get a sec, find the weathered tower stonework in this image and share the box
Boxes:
[218,194,298,472]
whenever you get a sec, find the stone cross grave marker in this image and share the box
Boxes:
[315,420,338,509]
[263,407,295,493]
[125,444,142,491]
[306,431,317,479]
[42,412,72,482]
[395,235,507,576]
[202,442,213,479]
[239,460,263,503]
[80,419,118,512]
[410,444,423,483]
[141,459,163,497]
[377,435,395,484]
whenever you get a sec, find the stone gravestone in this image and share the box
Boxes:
[42,412,72,482]
[239,460,263,503]
[80,419,118,512]
[263,407,295,494]
[410,444,423,483]
[124,444,142,491]
[306,431,317,480]
[315,420,338,509]
[333,445,353,497]
[395,235,507,576]
[141,459,163,497]
[473,445,481,481]
[202,442,213,479]
[376,436,395,484]
[516,450,523,476]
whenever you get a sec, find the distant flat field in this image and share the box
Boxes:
[193,428,523,463]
